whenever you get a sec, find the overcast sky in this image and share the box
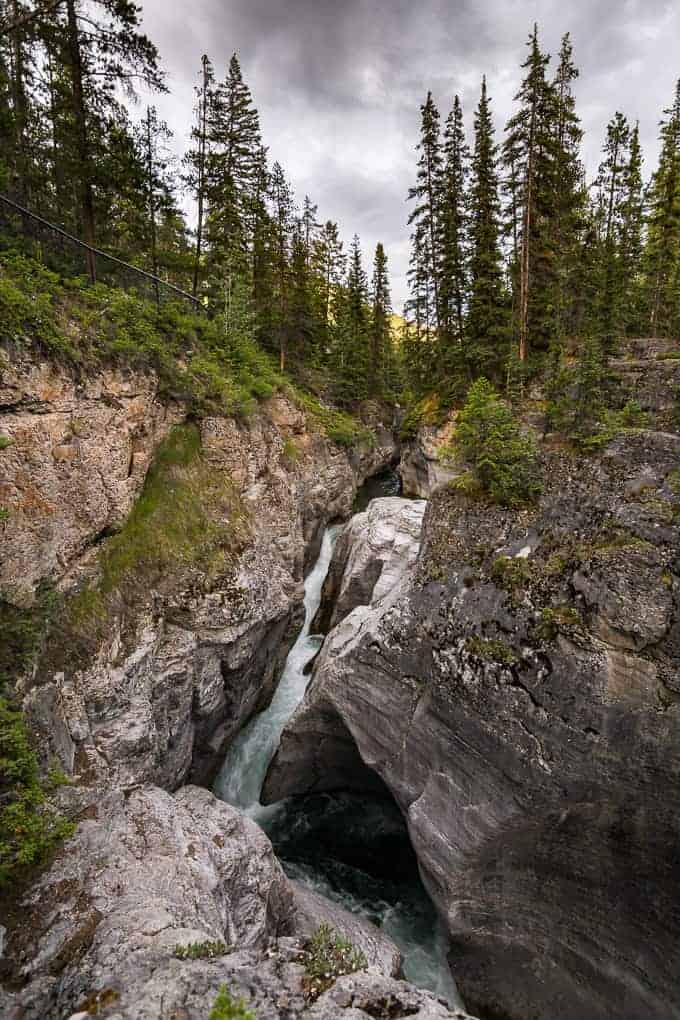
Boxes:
[139,0,679,309]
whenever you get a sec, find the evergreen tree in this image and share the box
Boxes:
[185,54,213,297]
[594,112,631,347]
[269,160,296,371]
[205,54,262,276]
[619,121,644,334]
[334,235,370,401]
[439,94,469,365]
[369,242,393,396]
[408,92,444,335]
[467,77,507,380]
[551,33,585,348]
[644,80,680,335]
[503,25,558,360]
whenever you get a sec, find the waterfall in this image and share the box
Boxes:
[214,503,462,1010]
[213,523,342,817]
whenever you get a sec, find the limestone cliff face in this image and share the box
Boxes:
[265,431,680,1020]
[0,350,396,790]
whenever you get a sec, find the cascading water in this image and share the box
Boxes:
[214,523,342,818]
[214,483,462,1009]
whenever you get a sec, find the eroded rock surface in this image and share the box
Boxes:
[1,350,397,790]
[0,784,467,1020]
[314,496,426,632]
[266,431,680,1020]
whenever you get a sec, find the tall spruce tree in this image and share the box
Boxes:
[467,77,507,380]
[408,92,444,335]
[503,25,558,361]
[619,121,645,334]
[205,54,262,277]
[595,112,631,347]
[369,242,393,396]
[644,80,680,335]
[551,32,584,348]
[334,235,370,401]
[439,94,469,367]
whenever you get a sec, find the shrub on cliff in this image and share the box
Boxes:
[0,694,73,887]
[446,378,541,507]
[301,923,368,1001]
[209,985,254,1019]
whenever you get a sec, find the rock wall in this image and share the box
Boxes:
[0,349,397,790]
[265,431,680,1020]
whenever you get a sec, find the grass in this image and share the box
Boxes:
[45,424,250,672]
[288,385,375,448]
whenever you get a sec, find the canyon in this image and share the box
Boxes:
[1,341,679,1019]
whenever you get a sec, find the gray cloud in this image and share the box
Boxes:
[139,0,680,308]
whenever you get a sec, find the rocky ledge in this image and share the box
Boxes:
[0,782,474,1020]
[265,431,680,1020]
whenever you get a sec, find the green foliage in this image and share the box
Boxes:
[0,254,282,418]
[301,923,368,1001]
[489,555,532,592]
[533,605,581,642]
[0,695,74,887]
[281,437,300,467]
[290,387,374,448]
[444,378,541,507]
[209,985,255,1020]
[399,393,445,440]
[173,940,229,961]
[465,636,518,666]
[0,435,13,450]
[0,509,9,523]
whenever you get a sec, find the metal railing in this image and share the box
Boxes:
[0,193,204,314]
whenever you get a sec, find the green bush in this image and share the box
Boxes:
[301,923,367,1001]
[209,985,254,1020]
[173,939,229,961]
[465,636,518,666]
[0,435,12,450]
[444,378,541,507]
[0,694,73,886]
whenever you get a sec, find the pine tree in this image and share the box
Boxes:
[185,54,213,297]
[619,122,644,334]
[408,92,444,335]
[551,33,584,348]
[644,80,680,336]
[595,112,631,347]
[334,235,370,401]
[269,160,296,371]
[369,242,393,397]
[59,0,165,279]
[439,94,469,366]
[467,77,507,380]
[503,25,558,360]
[205,54,262,276]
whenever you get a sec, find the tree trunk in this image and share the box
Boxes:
[65,0,96,281]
